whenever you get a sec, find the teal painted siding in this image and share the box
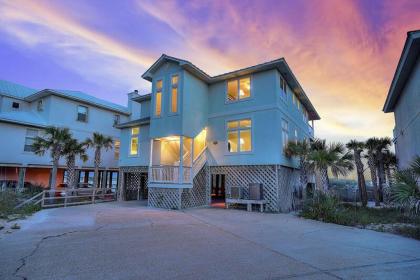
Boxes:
[119,124,150,166]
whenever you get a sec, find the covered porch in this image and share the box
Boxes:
[149,129,206,186]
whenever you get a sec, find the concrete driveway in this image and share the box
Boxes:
[1,202,420,280]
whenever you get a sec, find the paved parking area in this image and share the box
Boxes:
[1,201,420,279]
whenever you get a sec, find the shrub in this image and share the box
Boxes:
[301,191,341,223]
[391,170,420,214]
[0,191,18,218]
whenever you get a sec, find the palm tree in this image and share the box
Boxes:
[365,137,381,206]
[309,139,354,192]
[63,139,88,189]
[375,137,392,201]
[346,140,368,207]
[85,132,113,188]
[384,150,397,187]
[285,140,311,195]
[391,157,420,213]
[33,127,72,189]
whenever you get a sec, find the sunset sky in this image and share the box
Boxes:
[1,0,419,143]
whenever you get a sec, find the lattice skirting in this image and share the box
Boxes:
[181,165,209,208]
[148,187,182,209]
[277,166,301,212]
[210,165,279,212]
[148,165,210,210]
[118,166,148,201]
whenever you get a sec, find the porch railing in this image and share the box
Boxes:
[150,165,192,184]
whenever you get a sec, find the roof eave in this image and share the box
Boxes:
[383,30,420,113]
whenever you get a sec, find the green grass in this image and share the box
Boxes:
[0,190,41,220]
[300,192,420,240]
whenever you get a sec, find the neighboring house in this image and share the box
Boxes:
[117,55,320,212]
[0,80,129,189]
[383,30,420,169]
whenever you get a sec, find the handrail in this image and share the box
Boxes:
[16,188,117,209]
[14,191,44,209]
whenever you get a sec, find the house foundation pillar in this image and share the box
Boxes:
[17,167,26,192]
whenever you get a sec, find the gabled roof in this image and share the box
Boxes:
[0,80,38,99]
[141,55,320,120]
[25,89,129,115]
[383,30,420,112]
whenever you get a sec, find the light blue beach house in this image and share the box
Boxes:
[117,55,320,212]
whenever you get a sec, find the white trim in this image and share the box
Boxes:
[225,117,253,155]
[168,73,180,115]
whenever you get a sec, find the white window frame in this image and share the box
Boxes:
[226,118,253,154]
[114,139,120,160]
[154,79,163,117]
[24,128,38,152]
[77,105,88,122]
[225,76,252,103]
[113,114,120,126]
[280,75,287,98]
[282,119,289,152]
[129,127,139,157]
[169,74,179,114]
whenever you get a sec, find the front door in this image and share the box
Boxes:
[211,174,225,205]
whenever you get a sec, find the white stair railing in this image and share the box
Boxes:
[192,147,207,178]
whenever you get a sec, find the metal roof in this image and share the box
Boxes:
[0,80,38,99]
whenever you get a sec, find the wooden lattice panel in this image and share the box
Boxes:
[118,166,148,201]
[277,166,301,212]
[148,187,181,209]
[210,165,279,212]
[181,165,209,208]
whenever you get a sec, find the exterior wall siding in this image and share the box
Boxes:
[393,55,420,169]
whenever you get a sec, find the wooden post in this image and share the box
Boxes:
[41,191,45,208]
[17,167,26,192]
[92,189,96,204]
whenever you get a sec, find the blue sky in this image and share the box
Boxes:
[1,0,420,143]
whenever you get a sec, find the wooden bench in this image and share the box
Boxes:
[225,198,267,212]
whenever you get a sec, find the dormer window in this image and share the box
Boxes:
[77,105,88,122]
[155,80,163,117]
[12,102,20,109]
[37,100,43,111]
[227,77,251,102]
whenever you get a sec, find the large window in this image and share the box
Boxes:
[24,129,38,152]
[77,105,88,122]
[227,77,251,102]
[282,119,289,150]
[227,119,252,153]
[130,127,139,156]
[114,140,120,159]
[170,75,178,113]
[155,80,162,116]
[280,76,287,98]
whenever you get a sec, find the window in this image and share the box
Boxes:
[37,100,43,111]
[130,127,139,156]
[292,94,297,105]
[170,75,178,113]
[24,129,38,152]
[282,120,289,150]
[12,102,20,109]
[226,77,251,102]
[280,76,287,97]
[155,80,162,116]
[227,119,252,153]
[113,114,120,126]
[294,129,298,144]
[77,105,88,122]
[114,140,120,159]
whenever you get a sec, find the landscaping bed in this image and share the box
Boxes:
[300,193,420,240]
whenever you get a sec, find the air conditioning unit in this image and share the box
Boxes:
[249,183,263,200]
[230,186,242,199]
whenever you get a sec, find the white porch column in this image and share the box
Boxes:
[179,136,184,184]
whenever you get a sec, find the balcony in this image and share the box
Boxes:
[149,129,207,186]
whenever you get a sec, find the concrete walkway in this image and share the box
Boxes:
[1,201,420,279]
